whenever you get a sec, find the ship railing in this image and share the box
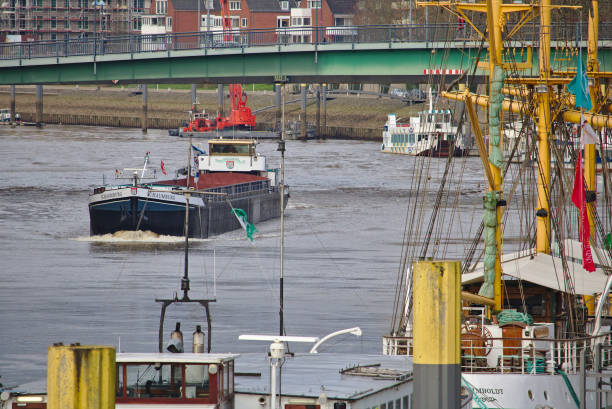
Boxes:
[382,333,612,375]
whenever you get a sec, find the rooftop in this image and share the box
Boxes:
[234,353,413,400]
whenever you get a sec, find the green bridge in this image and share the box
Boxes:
[1,25,611,85]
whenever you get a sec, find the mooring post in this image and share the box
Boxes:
[275,83,282,130]
[322,83,327,137]
[217,84,224,117]
[35,84,43,127]
[300,83,307,140]
[141,84,148,134]
[316,84,321,139]
[10,84,16,125]
[191,84,198,112]
[413,260,461,409]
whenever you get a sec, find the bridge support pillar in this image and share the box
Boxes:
[322,84,327,135]
[191,84,198,112]
[300,83,307,140]
[141,84,148,134]
[217,84,224,117]
[316,84,321,139]
[275,84,282,130]
[35,85,43,127]
[10,85,16,125]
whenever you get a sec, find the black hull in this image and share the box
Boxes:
[89,191,289,238]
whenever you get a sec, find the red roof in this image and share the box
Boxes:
[157,173,267,190]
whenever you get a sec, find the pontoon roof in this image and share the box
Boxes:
[117,352,239,363]
[463,240,610,296]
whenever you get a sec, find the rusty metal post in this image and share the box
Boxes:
[191,83,198,112]
[10,85,16,125]
[322,83,327,137]
[217,84,224,117]
[35,85,43,127]
[316,84,321,139]
[300,83,307,140]
[141,84,148,134]
[275,83,281,130]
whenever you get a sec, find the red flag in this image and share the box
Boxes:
[161,160,167,175]
[571,151,596,272]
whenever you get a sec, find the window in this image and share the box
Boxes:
[51,16,56,27]
[166,16,172,29]
[155,0,167,14]
[51,0,56,9]
[277,16,288,27]
[307,0,320,7]
[229,0,240,10]
[19,14,25,28]
[280,0,288,9]
[402,395,408,409]
[241,17,246,27]
[83,16,88,28]
[51,33,56,40]
[64,0,69,8]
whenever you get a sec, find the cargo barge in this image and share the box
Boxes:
[89,138,288,238]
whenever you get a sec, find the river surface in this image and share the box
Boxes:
[0,125,486,386]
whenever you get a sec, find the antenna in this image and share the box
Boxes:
[240,335,318,409]
[309,327,362,354]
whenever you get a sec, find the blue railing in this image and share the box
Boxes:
[1,22,611,61]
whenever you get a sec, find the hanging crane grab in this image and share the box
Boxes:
[182,0,256,134]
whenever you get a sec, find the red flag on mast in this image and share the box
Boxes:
[571,151,596,272]
[161,160,167,175]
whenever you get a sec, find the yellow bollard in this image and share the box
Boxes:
[47,345,115,409]
[413,260,461,409]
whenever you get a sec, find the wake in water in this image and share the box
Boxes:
[74,230,207,243]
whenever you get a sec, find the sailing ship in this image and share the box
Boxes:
[382,0,612,408]
[88,138,288,238]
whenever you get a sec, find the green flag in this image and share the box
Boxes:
[231,208,258,242]
[568,50,593,111]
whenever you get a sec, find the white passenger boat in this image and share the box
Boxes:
[381,110,466,157]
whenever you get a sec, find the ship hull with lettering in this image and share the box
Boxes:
[89,139,288,238]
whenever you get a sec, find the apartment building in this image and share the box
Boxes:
[140,0,355,45]
[0,0,149,41]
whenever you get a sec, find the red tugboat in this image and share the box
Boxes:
[182,84,256,133]
[182,0,256,134]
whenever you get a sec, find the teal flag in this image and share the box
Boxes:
[231,208,257,242]
[568,50,593,111]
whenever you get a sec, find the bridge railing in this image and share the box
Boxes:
[1,22,612,61]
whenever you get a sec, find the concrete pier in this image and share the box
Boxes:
[35,85,43,127]
[10,85,15,124]
[217,84,224,117]
[141,84,148,134]
[413,260,461,409]
[300,83,307,140]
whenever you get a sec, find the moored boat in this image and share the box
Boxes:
[381,109,466,157]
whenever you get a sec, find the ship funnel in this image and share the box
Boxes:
[193,325,205,353]
[167,322,184,353]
